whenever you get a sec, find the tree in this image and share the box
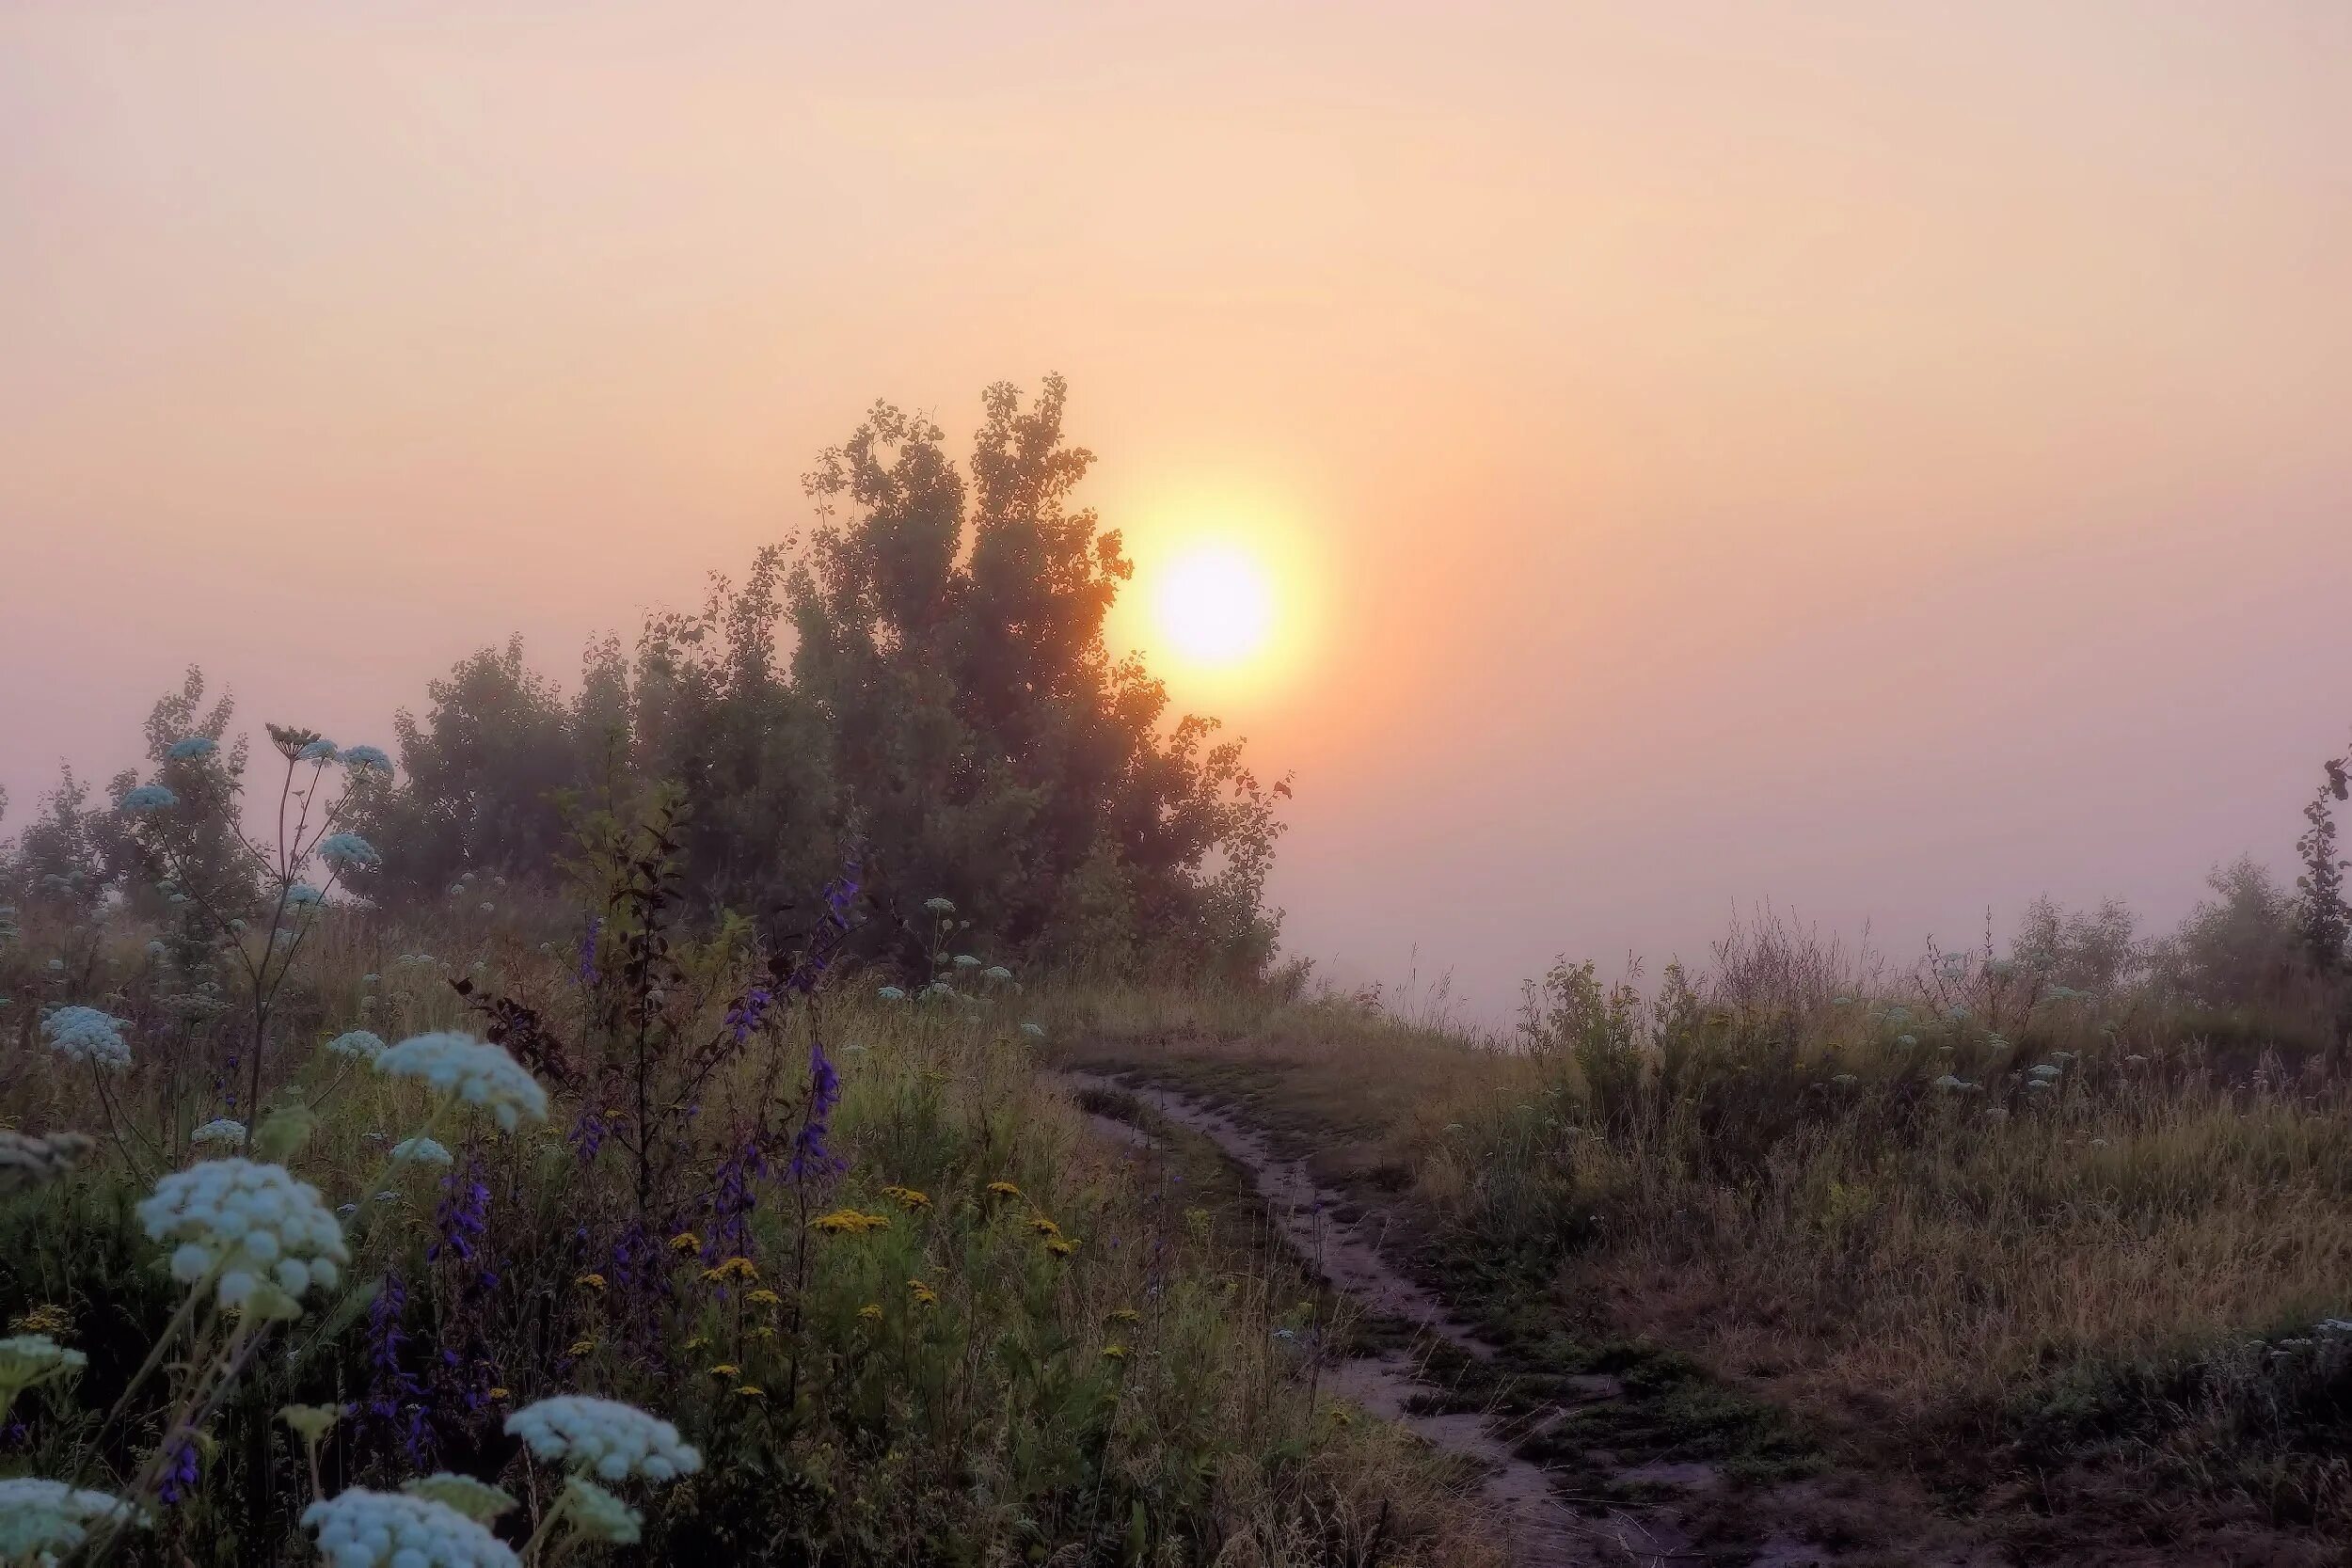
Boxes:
[2294,737,2351,978]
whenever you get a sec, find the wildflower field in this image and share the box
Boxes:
[0,728,1486,1566]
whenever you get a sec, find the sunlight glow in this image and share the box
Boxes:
[1152,543,1277,670]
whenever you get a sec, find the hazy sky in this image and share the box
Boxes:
[5,3,2349,1019]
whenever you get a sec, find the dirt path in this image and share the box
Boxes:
[1068,1067,2004,1568]
[1063,1069,1775,1567]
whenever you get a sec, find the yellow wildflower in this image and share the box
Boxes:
[984,1180,1022,1199]
[683,1335,710,1352]
[881,1185,931,1211]
[748,1325,777,1341]
[701,1256,759,1283]
[1106,1307,1140,1324]
[10,1304,71,1338]
[747,1289,782,1307]
[1026,1216,1062,1238]
[808,1210,891,1235]
[1102,1344,1130,1361]
[669,1231,703,1253]
[707,1363,741,1378]
[856,1304,883,1323]
[908,1278,940,1307]
[488,1387,510,1402]
[735,1385,764,1399]
[566,1338,596,1356]
[573,1273,607,1291]
[1044,1236,1077,1258]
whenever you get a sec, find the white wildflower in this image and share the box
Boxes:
[558,1477,641,1544]
[298,738,339,762]
[190,1118,247,1149]
[340,745,394,775]
[922,896,955,914]
[117,784,177,814]
[391,1136,453,1167]
[326,1029,387,1063]
[983,965,1013,982]
[400,1474,515,1523]
[0,1335,86,1394]
[876,986,907,1002]
[951,954,979,969]
[0,1478,144,1559]
[135,1158,350,1308]
[302,1488,517,1568]
[41,1006,132,1071]
[1020,1022,1045,1039]
[374,1033,547,1132]
[503,1396,702,1484]
[286,884,325,908]
[166,736,218,760]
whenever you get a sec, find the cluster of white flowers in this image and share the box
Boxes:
[401,1474,515,1523]
[504,1396,702,1483]
[116,784,177,814]
[1020,1022,1046,1039]
[375,1033,547,1132]
[286,884,325,908]
[951,954,980,970]
[0,1334,86,1393]
[559,1478,641,1544]
[923,895,955,914]
[877,985,907,1002]
[983,965,1013,983]
[302,1488,517,1568]
[0,1478,143,1559]
[298,738,340,762]
[390,1136,453,1167]
[166,736,218,760]
[189,1117,247,1149]
[326,1029,388,1063]
[340,745,394,775]
[320,832,382,872]
[41,1006,131,1071]
[136,1159,350,1307]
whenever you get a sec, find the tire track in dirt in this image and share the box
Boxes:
[1063,1069,1731,1567]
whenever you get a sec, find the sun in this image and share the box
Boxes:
[1151,543,1276,670]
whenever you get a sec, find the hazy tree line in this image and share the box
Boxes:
[0,378,1291,978]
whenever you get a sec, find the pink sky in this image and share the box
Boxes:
[5,3,2349,1018]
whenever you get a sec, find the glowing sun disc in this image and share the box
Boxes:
[1152,544,1275,668]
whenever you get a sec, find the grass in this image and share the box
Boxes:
[1044,960,2352,1561]
[0,904,1499,1566]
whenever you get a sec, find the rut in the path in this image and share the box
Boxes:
[1062,1070,1731,1568]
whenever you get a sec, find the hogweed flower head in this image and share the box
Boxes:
[326,1029,388,1063]
[401,1474,516,1524]
[0,1478,146,1558]
[297,738,340,762]
[319,832,381,873]
[374,1032,548,1132]
[923,895,955,915]
[189,1117,247,1149]
[302,1487,517,1568]
[117,784,177,815]
[137,1158,350,1309]
[503,1396,702,1484]
[0,1334,86,1396]
[42,1006,132,1071]
[339,744,393,775]
[391,1136,453,1166]
[166,736,217,760]
[560,1477,641,1544]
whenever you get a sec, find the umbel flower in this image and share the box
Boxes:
[391,1136,453,1166]
[0,1333,86,1397]
[503,1396,703,1483]
[136,1158,351,1308]
[0,1131,95,1194]
[400,1474,516,1524]
[302,1488,517,1568]
[116,784,177,814]
[326,1029,388,1063]
[166,736,218,760]
[190,1117,247,1149]
[559,1477,642,1544]
[297,738,340,762]
[41,1006,132,1071]
[0,1478,146,1559]
[339,744,394,775]
[375,1032,548,1132]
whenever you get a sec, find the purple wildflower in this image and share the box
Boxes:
[787,1039,845,1184]
[725,985,774,1044]
[365,1272,435,1468]
[576,917,603,990]
[706,1140,771,1260]
[156,1433,199,1506]
[427,1160,492,1272]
